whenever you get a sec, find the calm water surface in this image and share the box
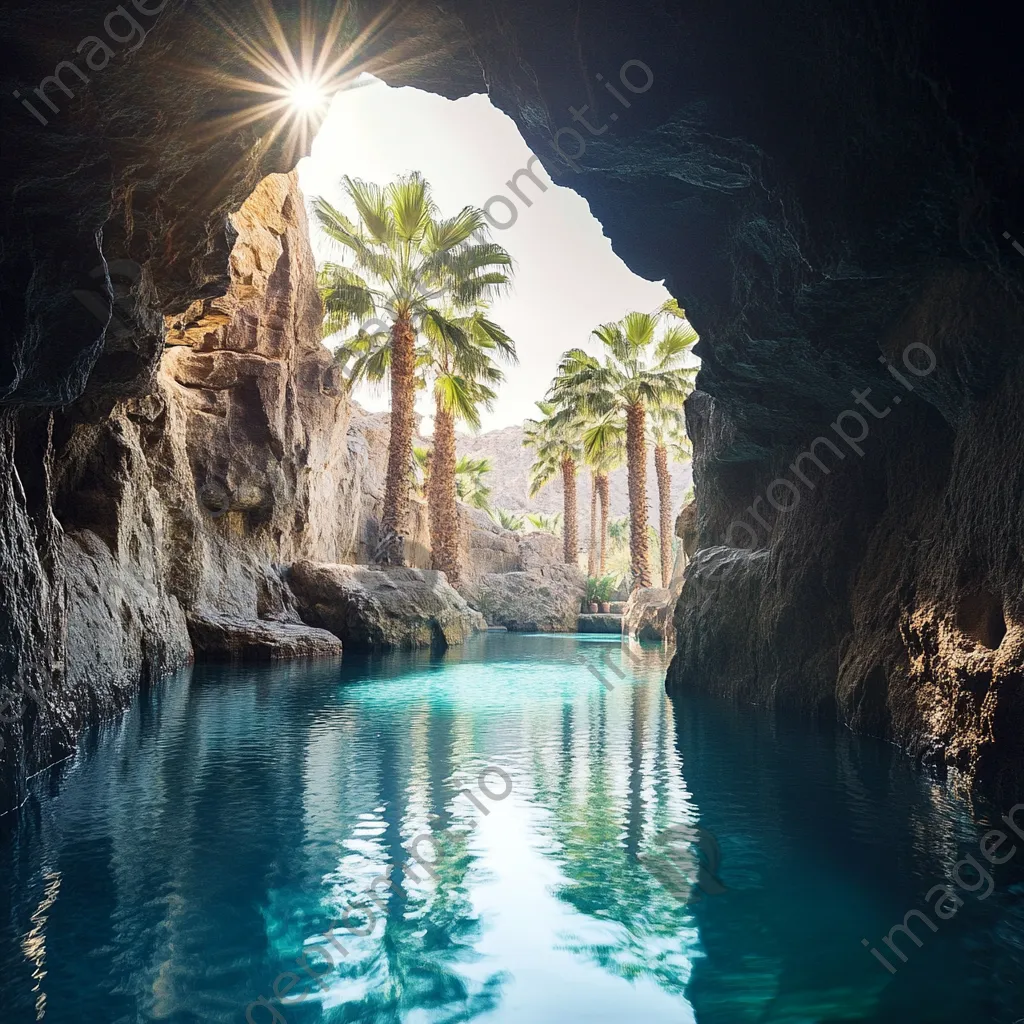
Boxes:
[2,633,1023,1022]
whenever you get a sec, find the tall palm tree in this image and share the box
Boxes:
[523,401,583,565]
[314,173,512,566]
[586,473,598,576]
[581,413,625,578]
[648,407,692,588]
[424,309,516,586]
[550,303,697,589]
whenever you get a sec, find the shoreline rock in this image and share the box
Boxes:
[288,561,486,651]
[187,613,343,661]
[463,564,585,633]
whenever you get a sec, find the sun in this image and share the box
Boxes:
[288,78,328,115]
[189,1,401,166]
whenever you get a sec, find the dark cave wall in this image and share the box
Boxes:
[1,0,1023,796]
[670,270,1024,792]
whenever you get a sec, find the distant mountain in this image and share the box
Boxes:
[457,424,693,518]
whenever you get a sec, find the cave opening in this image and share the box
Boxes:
[295,73,680,432]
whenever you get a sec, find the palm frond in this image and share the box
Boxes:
[654,321,699,364]
[426,207,487,252]
[388,172,433,242]
[342,175,396,246]
[434,372,484,429]
[621,311,658,349]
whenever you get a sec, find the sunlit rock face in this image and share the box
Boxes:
[1,0,1023,795]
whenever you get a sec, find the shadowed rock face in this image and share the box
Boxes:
[1,0,1023,793]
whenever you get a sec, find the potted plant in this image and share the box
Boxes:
[584,576,601,614]
[596,575,617,613]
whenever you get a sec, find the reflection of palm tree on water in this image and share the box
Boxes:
[323,715,506,1022]
[532,652,703,998]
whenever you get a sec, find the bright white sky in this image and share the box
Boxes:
[297,75,675,431]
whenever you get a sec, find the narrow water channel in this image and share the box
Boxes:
[2,634,1022,1022]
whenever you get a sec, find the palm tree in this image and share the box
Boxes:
[586,473,598,577]
[523,401,583,565]
[314,173,512,566]
[424,309,516,586]
[580,412,625,578]
[550,303,697,589]
[413,450,494,511]
[488,508,525,532]
[648,407,693,587]
[526,512,563,536]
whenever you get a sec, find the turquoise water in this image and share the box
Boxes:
[2,633,1024,1023]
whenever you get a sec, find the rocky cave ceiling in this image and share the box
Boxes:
[2,0,1021,431]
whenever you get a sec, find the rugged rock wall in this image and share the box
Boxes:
[669,299,1024,794]
[0,172,387,810]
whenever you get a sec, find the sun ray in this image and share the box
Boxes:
[174,0,470,183]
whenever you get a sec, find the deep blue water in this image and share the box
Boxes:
[2,633,1024,1023]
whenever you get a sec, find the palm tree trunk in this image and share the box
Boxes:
[625,402,652,589]
[378,316,417,566]
[429,402,461,586]
[560,457,578,565]
[587,472,598,577]
[597,472,610,574]
[655,443,672,588]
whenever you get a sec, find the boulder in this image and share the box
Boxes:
[622,587,676,642]
[676,500,698,559]
[464,564,585,632]
[461,509,521,579]
[287,561,485,651]
[623,524,693,642]
[187,613,343,661]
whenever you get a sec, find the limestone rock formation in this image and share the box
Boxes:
[287,561,486,651]
[456,509,567,582]
[459,509,521,577]
[517,532,565,571]
[464,564,585,632]
[187,613,343,661]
